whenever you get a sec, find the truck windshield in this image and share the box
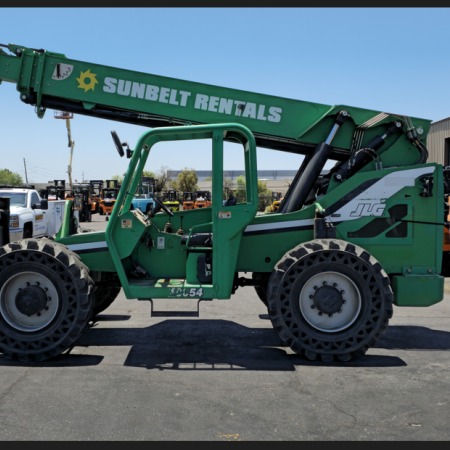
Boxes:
[0,192,26,207]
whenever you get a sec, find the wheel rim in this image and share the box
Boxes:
[0,271,59,332]
[299,271,361,332]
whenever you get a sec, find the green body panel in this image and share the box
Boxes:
[236,163,445,306]
[393,275,444,307]
[0,43,445,308]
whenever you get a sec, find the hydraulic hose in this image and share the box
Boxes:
[333,121,403,182]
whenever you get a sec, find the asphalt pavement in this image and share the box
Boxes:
[0,214,449,441]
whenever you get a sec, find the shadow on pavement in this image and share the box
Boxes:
[5,316,447,369]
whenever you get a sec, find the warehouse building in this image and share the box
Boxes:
[427,117,450,166]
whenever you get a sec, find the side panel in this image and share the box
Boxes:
[238,163,444,306]
[44,200,66,235]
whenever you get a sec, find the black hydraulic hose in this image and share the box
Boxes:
[409,134,429,164]
[404,116,429,164]
[281,142,333,213]
[280,110,350,213]
[333,121,403,182]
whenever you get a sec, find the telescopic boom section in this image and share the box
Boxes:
[0,43,431,164]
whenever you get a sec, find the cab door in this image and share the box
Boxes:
[30,191,47,237]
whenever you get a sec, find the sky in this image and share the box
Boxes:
[1,7,450,184]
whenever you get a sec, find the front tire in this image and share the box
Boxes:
[0,238,94,362]
[267,239,393,362]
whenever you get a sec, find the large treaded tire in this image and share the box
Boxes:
[90,271,122,316]
[267,239,394,362]
[0,238,95,362]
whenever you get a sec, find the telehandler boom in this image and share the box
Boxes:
[0,42,445,363]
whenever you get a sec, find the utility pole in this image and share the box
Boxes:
[23,157,28,184]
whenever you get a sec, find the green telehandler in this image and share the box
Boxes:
[0,42,444,363]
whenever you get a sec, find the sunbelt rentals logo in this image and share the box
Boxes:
[76,70,98,92]
[54,63,283,123]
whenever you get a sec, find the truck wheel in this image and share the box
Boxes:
[0,238,94,362]
[267,239,393,362]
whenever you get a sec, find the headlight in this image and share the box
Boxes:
[9,214,19,228]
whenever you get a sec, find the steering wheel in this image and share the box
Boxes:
[153,196,174,217]
[111,130,124,157]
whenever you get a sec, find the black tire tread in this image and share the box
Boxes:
[267,238,393,363]
[0,238,94,362]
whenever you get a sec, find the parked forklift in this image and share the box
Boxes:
[181,192,196,210]
[66,182,92,223]
[40,179,66,201]
[89,179,104,215]
[193,190,212,209]
[99,179,120,216]
[131,175,157,214]
[264,191,283,213]
[162,190,181,212]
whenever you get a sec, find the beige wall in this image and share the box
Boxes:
[427,117,450,166]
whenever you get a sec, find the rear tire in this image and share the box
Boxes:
[267,239,393,362]
[0,238,94,362]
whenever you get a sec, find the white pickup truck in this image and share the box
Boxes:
[0,187,66,242]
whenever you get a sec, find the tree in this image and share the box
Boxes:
[235,175,246,202]
[134,167,170,193]
[110,174,124,184]
[234,175,271,211]
[0,169,23,186]
[223,177,234,194]
[171,168,198,193]
[257,180,272,211]
[153,166,170,193]
[142,170,157,180]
